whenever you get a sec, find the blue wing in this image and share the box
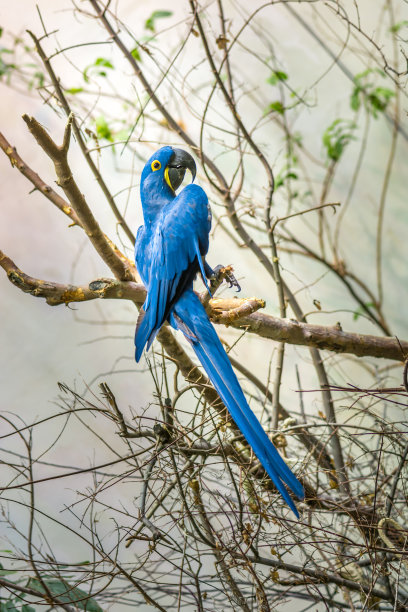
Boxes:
[135,184,211,361]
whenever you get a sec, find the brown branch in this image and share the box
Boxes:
[21,113,134,282]
[191,0,275,191]
[0,250,97,305]
[228,354,334,474]
[188,479,252,612]
[232,553,391,603]
[2,255,407,362]
[281,230,390,335]
[209,296,265,323]
[0,131,81,227]
[0,251,143,305]
[27,30,136,245]
[88,0,229,192]
[0,577,75,611]
[0,127,136,278]
[232,312,407,362]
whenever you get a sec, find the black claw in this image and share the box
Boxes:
[230,276,241,292]
[211,264,241,292]
[227,272,241,292]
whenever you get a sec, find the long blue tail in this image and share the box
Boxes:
[170,290,304,517]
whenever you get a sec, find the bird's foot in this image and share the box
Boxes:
[211,264,241,292]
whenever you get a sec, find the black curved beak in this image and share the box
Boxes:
[165,148,196,192]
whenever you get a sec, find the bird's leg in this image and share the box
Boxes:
[204,261,241,293]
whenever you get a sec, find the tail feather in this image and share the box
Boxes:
[171,291,304,516]
[135,306,158,362]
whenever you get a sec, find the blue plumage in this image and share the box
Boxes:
[135,146,304,516]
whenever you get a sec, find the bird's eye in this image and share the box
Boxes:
[151,160,161,172]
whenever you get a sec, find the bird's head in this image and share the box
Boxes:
[140,146,196,198]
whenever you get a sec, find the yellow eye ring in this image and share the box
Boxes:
[151,160,161,172]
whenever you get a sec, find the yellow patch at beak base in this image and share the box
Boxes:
[164,166,174,191]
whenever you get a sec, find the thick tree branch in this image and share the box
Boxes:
[2,255,407,361]
[0,252,143,305]
[0,131,81,226]
[21,114,134,282]
[232,311,407,362]
[0,127,137,279]
[207,296,265,323]
[0,250,96,305]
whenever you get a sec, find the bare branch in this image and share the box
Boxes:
[0,131,81,226]
[27,29,136,245]
[2,252,407,361]
[22,113,135,281]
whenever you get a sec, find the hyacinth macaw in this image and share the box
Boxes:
[134,146,304,516]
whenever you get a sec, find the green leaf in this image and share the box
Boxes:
[350,69,395,118]
[275,171,298,189]
[27,579,103,611]
[322,118,356,162]
[94,57,113,69]
[353,302,375,321]
[0,27,3,38]
[21,606,36,612]
[0,45,14,78]
[350,87,361,111]
[266,70,288,85]
[0,602,19,611]
[354,68,384,82]
[83,57,114,83]
[374,86,395,99]
[95,115,113,142]
[390,20,408,33]
[0,60,13,77]
[131,47,141,61]
[65,87,84,94]
[34,71,44,87]
[145,10,173,32]
[268,101,285,114]
[367,87,395,117]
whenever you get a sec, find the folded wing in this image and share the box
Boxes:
[135,184,211,361]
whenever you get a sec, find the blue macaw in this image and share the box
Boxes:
[134,146,304,516]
